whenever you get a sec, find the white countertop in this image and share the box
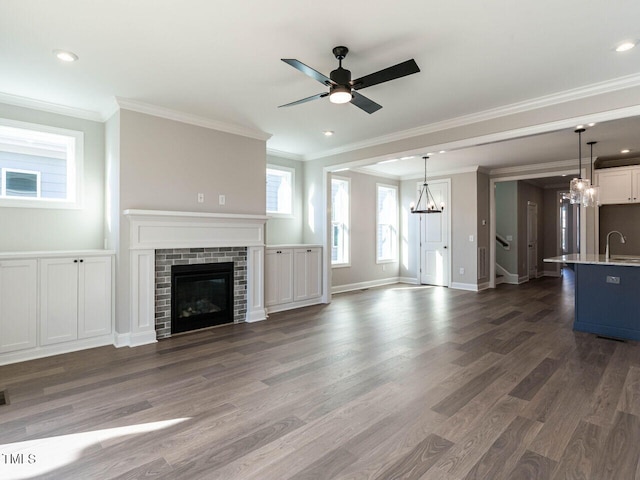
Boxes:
[544,253,640,267]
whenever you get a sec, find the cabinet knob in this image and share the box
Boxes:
[74,259,78,263]
[277,250,282,254]
[307,249,312,252]
[79,259,84,263]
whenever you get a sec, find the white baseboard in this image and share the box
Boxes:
[331,277,401,295]
[266,296,323,314]
[398,277,418,284]
[518,275,530,284]
[245,308,267,323]
[114,330,158,348]
[0,335,114,366]
[451,282,481,292]
[478,281,491,291]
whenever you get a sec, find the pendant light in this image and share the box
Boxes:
[569,128,590,204]
[583,141,599,207]
[410,156,444,214]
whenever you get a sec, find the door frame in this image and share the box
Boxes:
[526,201,538,280]
[417,178,452,287]
[489,168,586,289]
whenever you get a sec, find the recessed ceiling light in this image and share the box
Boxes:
[588,122,596,127]
[621,149,631,153]
[400,156,414,160]
[53,49,78,62]
[561,174,567,177]
[576,124,584,129]
[439,150,446,154]
[323,130,334,136]
[426,152,434,156]
[616,41,636,52]
[377,159,398,164]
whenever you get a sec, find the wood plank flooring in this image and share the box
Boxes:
[1,271,639,479]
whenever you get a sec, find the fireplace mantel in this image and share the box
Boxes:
[124,209,268,250]
[121,209,267,347]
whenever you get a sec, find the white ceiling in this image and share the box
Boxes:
[1,0,640,176]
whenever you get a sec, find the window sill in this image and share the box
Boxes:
[331,263,351,269]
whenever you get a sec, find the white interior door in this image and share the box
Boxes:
[527,202,538,279]
[419,181,449,286]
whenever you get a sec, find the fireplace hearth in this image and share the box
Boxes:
[171,262,234,334]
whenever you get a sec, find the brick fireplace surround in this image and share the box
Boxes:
[122,210,267,347]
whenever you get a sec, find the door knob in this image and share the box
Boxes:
[443,246,447,249]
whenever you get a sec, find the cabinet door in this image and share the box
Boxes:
[277,249,294,304]
[633,168,640,203]
[264,249,279,307]
[597,169,633,204]
[78,256,112,338]
[0,259,37,353]
[40,258,79,345]
[305,248,322,299]
[293,248,322,301]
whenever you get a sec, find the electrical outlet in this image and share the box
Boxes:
[506,235,513,241]
[382,264,386,272]
[219,194,226,205]
[459,267,465,275]
[197,193,204,203]
[469,235,474,242]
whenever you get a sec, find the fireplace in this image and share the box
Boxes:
[171,262,234,334]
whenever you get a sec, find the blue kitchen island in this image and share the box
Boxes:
[545,254,640,341]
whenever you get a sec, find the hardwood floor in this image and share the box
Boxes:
[1,272,639,479]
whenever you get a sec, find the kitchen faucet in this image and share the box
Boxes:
[605,230,626,260]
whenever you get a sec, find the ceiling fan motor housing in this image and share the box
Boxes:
[330,67,351,86]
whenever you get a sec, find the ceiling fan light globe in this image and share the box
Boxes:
[329,89,352,104]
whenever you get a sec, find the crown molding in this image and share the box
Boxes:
[304,73,640,161]
[401,165,481,181]
[266,148,304,161]
[489,158,578,176]
[115,97,272,141]
[0,91,104,122]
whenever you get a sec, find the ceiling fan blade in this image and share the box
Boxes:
[352,59,420,90]
[350,91,382,114]
[278,92,329,108]
[281,59,334,86]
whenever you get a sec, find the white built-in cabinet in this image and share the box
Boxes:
[266,245,322,312]
[0,251,114,365]
[40,255,112,345]
[0,259,37,353]
[596,166,640,204]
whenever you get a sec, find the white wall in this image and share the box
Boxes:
[266,154,304,245]
[0,103,105,251]
[495,181,518,273]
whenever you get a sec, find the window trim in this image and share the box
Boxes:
[331,175,351,268]
[376,183,399,264]
[0,117,84,209]
[266,164,295,218]
[2,167,42,198]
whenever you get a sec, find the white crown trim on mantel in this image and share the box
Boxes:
[115,97,272,141]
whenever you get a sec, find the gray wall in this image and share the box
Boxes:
[265,154,304,245]
[542,188,563,275]
[111,109,266,334]
[495,181,518,273]
[599,204,640,255]
[0,103,105,251]
[331,170,400,288]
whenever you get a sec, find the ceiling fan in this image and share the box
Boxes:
[279,46,420,114]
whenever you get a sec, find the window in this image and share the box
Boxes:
[331,176,350,266]
[266,165,294,216]
[376,184,398,263]
[0,118,83,208]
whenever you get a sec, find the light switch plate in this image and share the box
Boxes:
[606,276,620,284]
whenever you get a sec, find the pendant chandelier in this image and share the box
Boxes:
[582,141,599,207]
[410,156,444,214]
[569,128,590,205]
